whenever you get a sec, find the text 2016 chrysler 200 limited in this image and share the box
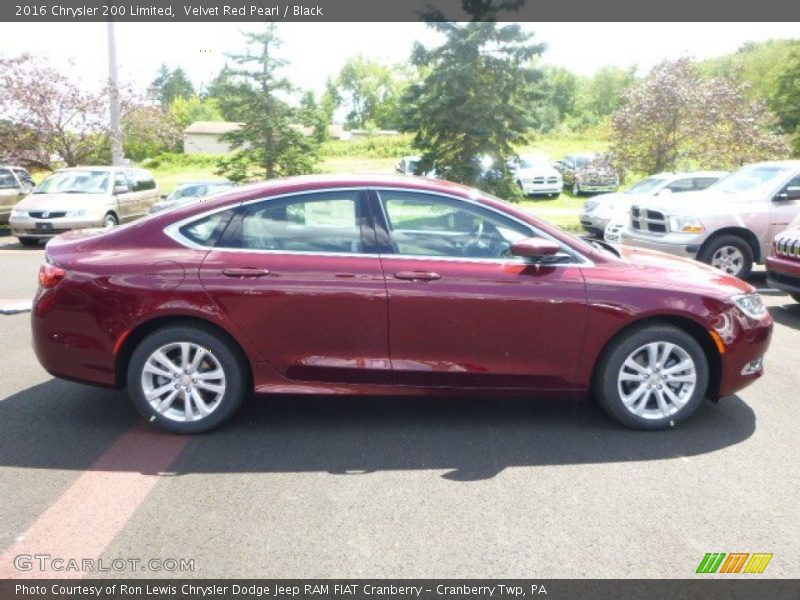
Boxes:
[32,175,773,433]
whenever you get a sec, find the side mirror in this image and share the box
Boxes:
[775,186,800,202]
[160,193,168,200]
[510,237,560,260]
[113,184,130,195]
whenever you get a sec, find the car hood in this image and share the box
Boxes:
[630,189,751,216]
[616,244,754,296]
[586,192,633,211]
[516,166,561,178]
[15,192,111,210]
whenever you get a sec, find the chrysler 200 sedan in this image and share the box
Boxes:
[31,175,773,433]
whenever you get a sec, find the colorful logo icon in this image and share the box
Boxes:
[696,552,773,574]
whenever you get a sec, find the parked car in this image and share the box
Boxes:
[9,166,159,246]
[395,155,436,178]
[511,154,562,197]
[32,175,772,433]
[557,153,619,196]
[581,171,727,238]
[620,161,800,279]
[766,212,800,303]
[149,180,237,214]
[0,165,35,225]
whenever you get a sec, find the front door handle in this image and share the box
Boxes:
[222,267,271,278]
[394,271,441,282]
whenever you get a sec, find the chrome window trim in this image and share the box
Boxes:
[163,184,594,267]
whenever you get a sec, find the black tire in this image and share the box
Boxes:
[698,234,754,279]
[18,237,39,247]
[572,183,581,196]
[103,212,119,228]
[593,324,709,430]
[127,324,248,433]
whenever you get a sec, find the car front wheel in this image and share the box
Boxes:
[699,235,753,279]
[127,324,247,433]
[594,324,709,430]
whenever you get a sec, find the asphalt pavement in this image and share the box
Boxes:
[0,235,798,578]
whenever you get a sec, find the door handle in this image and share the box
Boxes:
[222,267,271,278]
[394,271,441,282]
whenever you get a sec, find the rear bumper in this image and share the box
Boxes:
[766,255,800,296]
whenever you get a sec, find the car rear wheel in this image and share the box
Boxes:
[699,235,753,279]
[594,324,708,430]
[18,237,39,247]
[127,324,247,433]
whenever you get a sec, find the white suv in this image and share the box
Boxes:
[619,161,800,278]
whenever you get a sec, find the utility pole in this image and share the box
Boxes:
[107,19,123,165]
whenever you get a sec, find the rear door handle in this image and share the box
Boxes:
[222,268,271,278]
[394,271,441,282]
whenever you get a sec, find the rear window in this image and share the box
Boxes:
[178,209,235,247]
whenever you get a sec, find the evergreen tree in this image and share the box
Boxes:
[216,24,318,181]
[404,21,544,197]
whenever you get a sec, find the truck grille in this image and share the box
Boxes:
[776,236,800,259]
[630,206,667,233]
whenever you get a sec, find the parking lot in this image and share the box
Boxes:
[0,233,798,579]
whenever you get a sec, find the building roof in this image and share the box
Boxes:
[184,121,242,135]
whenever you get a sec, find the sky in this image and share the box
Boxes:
[0,22,798,95]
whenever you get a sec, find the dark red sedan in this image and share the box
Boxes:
[32,175,773,433]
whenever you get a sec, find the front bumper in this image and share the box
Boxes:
[519,181,562,195]
[10,215,105,239]
[620,230,702,259]
[580,212,611,236]
[578,183,618,194]
[766,255,800,296]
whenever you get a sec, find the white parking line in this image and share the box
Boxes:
[0,300,33,315]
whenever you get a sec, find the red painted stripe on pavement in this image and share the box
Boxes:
[0,424,189,579]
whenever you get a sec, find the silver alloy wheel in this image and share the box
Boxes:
[710,245,745,275]
[140,342,227,422]
[616,341,697,420]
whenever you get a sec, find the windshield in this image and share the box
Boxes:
[519,156,549,169]
[626,177,668,195]
[715,165,793,194]
[574,156,592,168]
[35,170,111,195]
[0,169,17,189]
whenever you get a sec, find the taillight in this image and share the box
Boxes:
[38,263,65,288]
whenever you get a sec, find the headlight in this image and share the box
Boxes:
[668,216,705,234]
[10,208,27,218]
[65,210,88,217]
[732,293,767,319]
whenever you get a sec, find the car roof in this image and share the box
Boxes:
[177,180,234,187]
[0,165,28,170]
[650,171,729,179]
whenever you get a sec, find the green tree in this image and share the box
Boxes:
[540,65,579,121]
[334,57,410,130]
[151,65,196,106]
[299,90,329,143]
[216,24,318,181]
[405,21,545,197]
[577,66,636,118]
[169,96,224,130]
[771,48,800,155]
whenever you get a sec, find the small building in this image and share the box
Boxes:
[183,121,242,155]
